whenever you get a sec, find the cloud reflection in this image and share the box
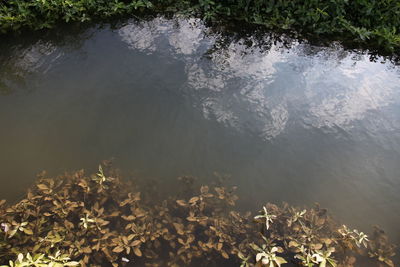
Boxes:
[121,17,400,141]
[0,41,60,95]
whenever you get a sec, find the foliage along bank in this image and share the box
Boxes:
[0,164,396,267]
[0,0,399,56]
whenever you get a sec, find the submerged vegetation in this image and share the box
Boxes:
[0,164,396,267]
[0,0,399,55]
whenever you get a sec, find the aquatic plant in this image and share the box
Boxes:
[0,164,396,266]
[252,241,287,267]
[0,251,79,267]
[254,206,276,230]
[0,0,399,56]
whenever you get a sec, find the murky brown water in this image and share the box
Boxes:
[0,16,399,261]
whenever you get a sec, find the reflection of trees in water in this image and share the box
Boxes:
[0,41,55,95]
[0,24,94,95]
[0,68,25,96]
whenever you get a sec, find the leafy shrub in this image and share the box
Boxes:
[0,0,399,55]
[189,0,400,52]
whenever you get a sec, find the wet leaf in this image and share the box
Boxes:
[133,247,142,257]
[122,215,135,221]
[176,200,187,207]
[189,197,199,204]
[23,228,33,235]
[82,247,92,254]
[131,240,141,246]
[221,250,229,259]
[37,184,49,190]
[113,246,124,253]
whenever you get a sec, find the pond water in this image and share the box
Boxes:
[0,16,399,257]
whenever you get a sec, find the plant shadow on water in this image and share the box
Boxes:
[0,15,399,266]
[0,163,396,267]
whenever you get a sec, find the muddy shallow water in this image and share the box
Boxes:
[0,16,399,260]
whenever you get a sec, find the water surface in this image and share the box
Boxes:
[0,16,399,255]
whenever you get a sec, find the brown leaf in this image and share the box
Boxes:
[113,246,124,253]
[187,216,197,222]
[109,211,120,217]
[221,250,229,259]
[187,235,195,243]
[37,184,49,190]
[312,243,323,250]
[197,216,208,222]
[83,255,89,264]
[173,223,184,234]
[133,247,142,257]
[23,228,33,235]
[64,220,74,229]
[82,247,92,254]
[120,200,130,207]
[131,240,141,246]
[122,215,135,221]
[135,209,146,217]
[176,200,187,207]
[189,197,199,204]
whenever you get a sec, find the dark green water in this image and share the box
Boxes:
[0,16,399,257]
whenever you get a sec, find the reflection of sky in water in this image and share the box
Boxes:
[1,16,400,254]
[9,18,400,142]
[0,41,61,95]
[14,41,59,73]
[118,17,400,141]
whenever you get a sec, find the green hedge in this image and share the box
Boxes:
[0,0,399,54]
